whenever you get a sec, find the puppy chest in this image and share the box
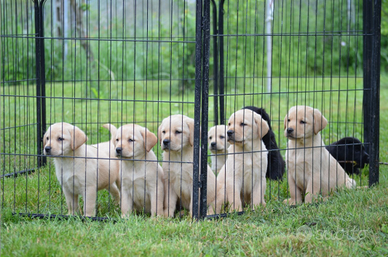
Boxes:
[56,172,86,195]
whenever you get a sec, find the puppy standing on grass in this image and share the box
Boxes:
[111,123,164,217]
[43,122,120,217]
[159,114,218,217]
[284,106,356,205]
[208,125,230,174]
[217,109,269,212]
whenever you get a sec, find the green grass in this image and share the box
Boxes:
[1,75,387,256]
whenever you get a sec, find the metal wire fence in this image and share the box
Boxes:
[0,0,381,220]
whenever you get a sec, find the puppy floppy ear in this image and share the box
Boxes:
[255,114,270,139]
[283,114,288,130]
[102,123,117,145]
[141,127,157,152]
[313,108,328,134]
[157,124,162,146]
[43,129,48,146]
[186,117,195,147]
[69,125,87,150]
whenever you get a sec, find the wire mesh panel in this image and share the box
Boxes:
[1,0,203,218]
[0,0,380,220]
[207,0,380,217]
[1,1,41,211]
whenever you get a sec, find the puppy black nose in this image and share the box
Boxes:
[44,146,51,154]
[227,130,234,137]
[163,139,170,146]
[116,147,122,155]
[287,128,294,134]
[211,142,216,147]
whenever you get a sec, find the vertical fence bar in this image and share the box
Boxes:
[193,0,204,220]
[218,0,225,124]
[34,0,47,168]
[199,0,211,219]
[362,1,372,155]
[211,0,218,125]
[368,0,381,186]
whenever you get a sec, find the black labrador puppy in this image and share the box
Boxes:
[243,106,285,180]
[325,137,369,175]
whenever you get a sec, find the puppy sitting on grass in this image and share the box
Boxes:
[217,109,269,212]
[110,123,164,217]
[208,125,230,175]
[284,106,356,205]
[159,114,219,217]
[43,122,120,217]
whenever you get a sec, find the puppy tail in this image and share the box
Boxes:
[102,123,117,143]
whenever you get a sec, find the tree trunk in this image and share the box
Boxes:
[69,0,94,62]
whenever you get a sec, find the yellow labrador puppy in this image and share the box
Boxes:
[217,109,269,212]
[284,106,356,204]
[208,125,230,175]
[159,114,218,217]
[43,122,120,216]
[112,123,164,217]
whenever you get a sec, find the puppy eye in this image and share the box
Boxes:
[287,119,291,122]
[220,136,225,139]
[300,120,306,124]
[116,138,119,142]
[46,137,49,140]
[175,130,182,134]
[128,138,135,142]
[58,137,64,141]
[228,123,231,126]
[240,123,247,127]
[209,136,212,140]
[162,130,166,134]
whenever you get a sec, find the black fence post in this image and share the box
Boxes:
[34,0,47,168]
[368,0,381,186]
[211,0,218,125]
[194,0,211,220]
[193,0,204,220]
[200,0,211,219]
[218,0,225,125]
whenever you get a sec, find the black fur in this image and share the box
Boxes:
[242,106,285,180]
[325,137,369,175]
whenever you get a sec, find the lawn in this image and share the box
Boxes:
[0,75,387,256]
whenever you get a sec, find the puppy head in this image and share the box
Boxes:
[43,122,87,156]
[114,124,157,158]
[284,105,328,139]
[226,109,269,145]
[158,114,194,152]
[208,125,229,153]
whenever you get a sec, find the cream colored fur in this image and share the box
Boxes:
[284,106,356,205]
[217,109,269,212]
[159,114,218,217]
[208,125,230,174]
[112,123,164,217]
[43,122,120,216]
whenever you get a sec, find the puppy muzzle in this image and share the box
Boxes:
[210,142,217,151]
[162,139,171,150]
[227,130,235,143]
[286,127,295,138]
[44,146,51,155]
[115,147,123,156]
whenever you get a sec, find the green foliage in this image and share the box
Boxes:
[2,0,387,86]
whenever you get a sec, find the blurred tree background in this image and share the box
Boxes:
[1,0,387,90]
